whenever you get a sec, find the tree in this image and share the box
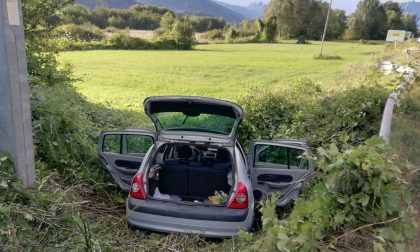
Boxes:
[383,1,404,30]
[344,0,387,40]
[160,11,175,34]
[329,10,347,39]
[265,0,311,38]
[263,16,277,42]
[22,0,74,80]
[90,7,110,28]
[402,14,418,36]
[265,0,346,40]
[60,4,90,25]
[171,18,194,49]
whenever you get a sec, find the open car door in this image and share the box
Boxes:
[249,140,314,207]
[98,129,155,191]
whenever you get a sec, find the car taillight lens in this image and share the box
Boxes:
[130,172,147,200]
[227,182,248,209]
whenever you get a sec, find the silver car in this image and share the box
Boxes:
[98,96,313,238]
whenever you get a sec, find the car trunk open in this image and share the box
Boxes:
[144,96,243,144]
[146,143,234,206]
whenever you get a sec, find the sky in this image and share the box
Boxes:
[218,0,415,14]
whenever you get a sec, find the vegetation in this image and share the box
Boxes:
[265,0,347,40]
[58,42,384,111]
[58,4,226,33]
[1,0,418,250]
[253,137,416,251]
[390,80,420,250]
[345,0,418,40]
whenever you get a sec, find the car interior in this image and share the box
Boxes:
[147,144,234,205]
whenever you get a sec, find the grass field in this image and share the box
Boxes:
[59,41,383,111]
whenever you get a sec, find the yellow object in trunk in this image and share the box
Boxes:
[208,195,221,205]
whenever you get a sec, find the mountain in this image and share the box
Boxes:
[77,0,136,9]
[216,1,266,19]
[401,1,420,26]
[76,0,245,23]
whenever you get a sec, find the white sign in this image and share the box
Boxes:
[386,30,406,42]
[6,0,20,26]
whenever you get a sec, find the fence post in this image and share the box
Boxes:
[0,0,36,188]
[379,93,398,143]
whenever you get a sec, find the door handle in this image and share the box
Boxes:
[258,181,265,185]
[266,181,293,189]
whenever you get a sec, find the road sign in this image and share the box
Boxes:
[0,0,36,188]
[386,30,406,42]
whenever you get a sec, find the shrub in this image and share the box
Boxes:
[90,7,111,29]
[171,18,195,49]
[106,32,153,50]
[225,26,239,41]
[107,15,127,29]
[60,4,90,25]
[54,24,105,42]
[157,16,195,50]
[238,78,388,149]
[204,29,225,40]
[190,16,226,32]
[253,138,416,251]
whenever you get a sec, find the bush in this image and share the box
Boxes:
[253,138,416,251]
[204,29,225,40]
[225,26,239,41]
[190,16,226,32]
[157,16,194,50]
[106,32,153,50]
[238,78,388,149]
[171,19,195,49]
[54,24,105,42]
[60,4,90,25]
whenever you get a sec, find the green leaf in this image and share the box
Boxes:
[334,211,346,225]
[360,194,370,206]
[0,156,7,162]
[374,242,385,252]
[337,196,348,204]
[24,213,34,221]
[0,180,8,188]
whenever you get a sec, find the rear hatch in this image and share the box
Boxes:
[144,96,243,145]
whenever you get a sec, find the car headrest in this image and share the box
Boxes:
[178,145,192,159]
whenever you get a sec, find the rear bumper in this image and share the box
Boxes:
[127,197,254,237]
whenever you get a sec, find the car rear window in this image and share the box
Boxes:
[155,112,236,135]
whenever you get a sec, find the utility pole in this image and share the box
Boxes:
[0,0,36,188]
[319,0,333,57]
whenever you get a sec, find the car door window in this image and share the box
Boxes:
[127,135,154,155]
[103,134,121,153]
[98,130,155,191]
[249,140,313,206]
[254,144,307,170]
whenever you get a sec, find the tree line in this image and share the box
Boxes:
[265,0,418,40]
[56,4,226,32]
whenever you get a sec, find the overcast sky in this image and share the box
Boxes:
[218,0,415,13]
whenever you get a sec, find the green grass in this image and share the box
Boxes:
[59,41,383,112]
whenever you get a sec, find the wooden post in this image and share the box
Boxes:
[0,0,36,188]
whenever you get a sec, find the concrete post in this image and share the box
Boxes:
[0,0,36,188]
[379,93,398,144]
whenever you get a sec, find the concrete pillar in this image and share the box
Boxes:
[0,0,36,188]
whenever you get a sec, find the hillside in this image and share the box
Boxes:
[401,1,420,25]
[216,1,266,19]
[76,0,245,23]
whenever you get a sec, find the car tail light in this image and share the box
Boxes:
[227,182,248,209]
[130,172,147,200]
